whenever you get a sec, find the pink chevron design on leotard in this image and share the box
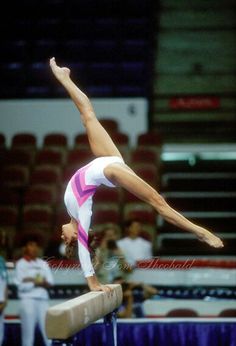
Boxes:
[78,224,89,250]
[71,164,97,207]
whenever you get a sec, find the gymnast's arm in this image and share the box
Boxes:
[49,57,94,121]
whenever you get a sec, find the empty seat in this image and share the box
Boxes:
[1,166,29,188]
[66,149,93,168]
[93,186,121,204]
[31,166,61,186]
[43,133,68,162]
[138,131,162,147]
[218,309,236,317]
[134,165,158,188]
[124,208,156,225]
[24,186,55,206]
[99,119,119,133]
[166,309,198,317]
[74,134,89,149]
[12,133,37,150]
[22,206,53,230]
[35,149,64,167]
[4,149,33,167]
[130,148,157,165]
[93,209,120,225]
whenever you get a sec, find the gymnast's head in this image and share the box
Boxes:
[61,218,78,259]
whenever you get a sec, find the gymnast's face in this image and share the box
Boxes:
[61,220,77,245]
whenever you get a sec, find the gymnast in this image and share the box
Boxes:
[49,57,223,293]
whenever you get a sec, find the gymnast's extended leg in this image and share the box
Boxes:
[104,163,224,248]
[50,57,122,159]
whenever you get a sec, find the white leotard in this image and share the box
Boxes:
[64,156,124,277]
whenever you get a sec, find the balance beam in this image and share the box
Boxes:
[46,284,122,344]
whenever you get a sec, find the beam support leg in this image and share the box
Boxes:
[104,310,117,346]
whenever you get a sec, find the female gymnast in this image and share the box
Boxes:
[49,57,223,293]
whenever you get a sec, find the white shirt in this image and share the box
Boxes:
[15,258,54,300]
[117,237,152,266]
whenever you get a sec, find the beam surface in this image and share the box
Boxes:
[46,284,123,340]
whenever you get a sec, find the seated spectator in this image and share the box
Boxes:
[113,276,158,318]
[117,219,153,267]
[95,227,132,284]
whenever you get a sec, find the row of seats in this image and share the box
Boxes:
[0,128,162,256]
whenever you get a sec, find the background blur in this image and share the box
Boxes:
[0,0,236,344]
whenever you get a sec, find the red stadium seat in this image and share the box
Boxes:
[24,186,55,206]
[43,133,68,157]
[35,149,64,167]
[93,209,120,225]
[1,166,29,188]
[12,133,37,150]
[0,188,19,206]
[66,149,93,168]
[166,309,199,317]
[30,166,61,187]
[22,205,53,230]
[93,186,121,204]
[219,309,236,317]
[99,118,119,133]
[138,131,162,147]
[4,149,33,167]
[130,148,157,165]
[74,134,89,149]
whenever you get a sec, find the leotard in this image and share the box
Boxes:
[64,156,124,277]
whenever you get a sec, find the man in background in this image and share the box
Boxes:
[117,219,153,267]
[15,234,54,346]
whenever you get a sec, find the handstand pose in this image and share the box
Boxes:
[49,58,223,293]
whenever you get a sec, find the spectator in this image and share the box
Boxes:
[113,277,158,318]
[95,227,132,284]
[117,219,153,267]
[0,256,7,346]
[15,234,54,346]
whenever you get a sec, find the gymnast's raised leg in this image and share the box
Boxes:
[50,57,122,159]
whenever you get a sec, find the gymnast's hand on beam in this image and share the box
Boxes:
[87,275,113,296]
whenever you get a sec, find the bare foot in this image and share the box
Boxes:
[49,57,71,83]
[197,229,224,248]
